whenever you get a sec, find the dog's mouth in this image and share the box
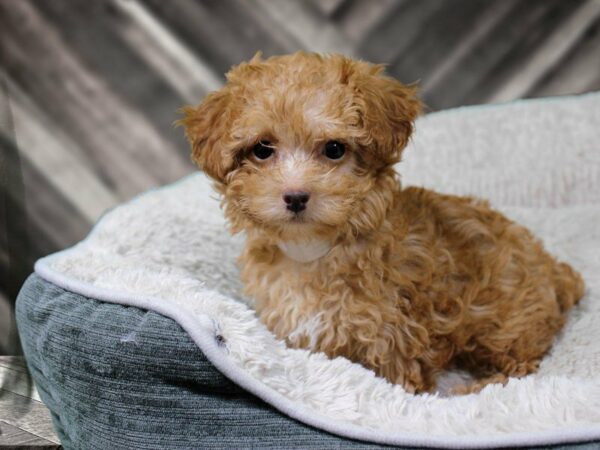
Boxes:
[289,211,306,222]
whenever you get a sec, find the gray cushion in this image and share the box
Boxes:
[16,274,391,450]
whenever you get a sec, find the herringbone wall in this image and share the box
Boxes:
[1,0,600,353]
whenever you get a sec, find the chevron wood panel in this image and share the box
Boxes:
[1,0,599,353]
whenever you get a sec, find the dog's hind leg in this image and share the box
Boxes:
[552,261,585,312]
[452,282,571,395]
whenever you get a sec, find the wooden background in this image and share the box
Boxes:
[1,0,600,354]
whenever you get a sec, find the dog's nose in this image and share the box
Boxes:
[283,191,310,213]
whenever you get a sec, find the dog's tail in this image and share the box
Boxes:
[553,261,585,313]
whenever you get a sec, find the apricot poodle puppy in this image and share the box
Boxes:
[180,52,584,394]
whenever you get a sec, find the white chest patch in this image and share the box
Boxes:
[277,239,331,263]
[287,313,324,350]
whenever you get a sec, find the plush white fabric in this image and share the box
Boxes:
[403,93,600,207]
[36,93,600,448]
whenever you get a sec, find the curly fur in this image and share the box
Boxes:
[180,52,585,393]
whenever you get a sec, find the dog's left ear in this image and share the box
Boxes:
[178,89,235,183]
[354,67,422,165]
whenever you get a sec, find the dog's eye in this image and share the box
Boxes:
[252,141,274,160]
[324,141,345,160]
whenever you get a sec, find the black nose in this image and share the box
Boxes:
[283,191,310,213]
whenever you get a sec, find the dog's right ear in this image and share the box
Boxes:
[178,90,234,183]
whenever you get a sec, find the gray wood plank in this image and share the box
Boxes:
[0,1,192,199]
[0,358,28,374]
[460,0,587,107]
[0,421,59,449]
[32,0,195,150]
[0,296,14,357]
[0,365,39,402]
[388,0,496,85]
[0,92,93,256]
[216,0,308,55]
[7,77,118,223]
[248,0,355,55]
[335,0,399,44]
[1,108,92,290]
[20,157,93,253]
[357,0,443,63]
[419,0,517,97]
[532,17,600,97]
[226,0,304,54]
[309,0,348,18]
[113,0,222,102]
[231,0,349,55]
[487,0,600,102]
[143,0,296,74]
[0,390,59,444]
[422,0,570,109]
[0,72,31,357]
[0,137,92,258]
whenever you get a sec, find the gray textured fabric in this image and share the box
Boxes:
[16,274,600,450]
[16,274,388,449]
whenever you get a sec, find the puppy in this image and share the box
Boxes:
[180,52,585,393]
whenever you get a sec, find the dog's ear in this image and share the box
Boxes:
[353,66,422,165]
[178,90,234,182]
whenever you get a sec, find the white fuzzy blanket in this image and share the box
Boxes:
[36,93,600,448]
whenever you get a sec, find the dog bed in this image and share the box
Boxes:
[17,92,600,449]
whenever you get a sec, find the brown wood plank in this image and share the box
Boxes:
[0,421,59,449]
